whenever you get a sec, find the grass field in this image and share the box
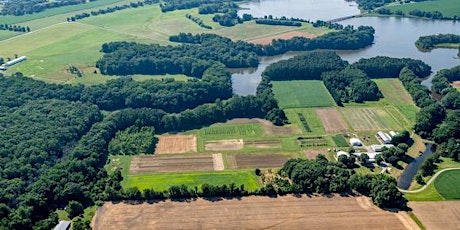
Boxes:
[374,79,414,106]
[332,134,349,147]
[340,107,403,131]
[272,80,336,109]
[434,169,460,199]
[124,170,261,191]
[284,108,326,134]
[384,0,460,18]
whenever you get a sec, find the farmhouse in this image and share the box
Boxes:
[5,56,27,67]
[349,138,362,146]
[371,144,395,152]
[376,131,392,144]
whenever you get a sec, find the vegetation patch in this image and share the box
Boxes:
[124,170,261,191]
[200,123,263,140]
[272,80,336,109]
[383,0,460,18]
[314,108,349,133]
[332,134,349,147]
[340,107,402,131]
[374,78,414,105]
[284,108,325,134]
[434,169,460,199]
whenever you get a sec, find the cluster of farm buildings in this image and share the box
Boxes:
[337,131,399,163]
[0,56,27,71]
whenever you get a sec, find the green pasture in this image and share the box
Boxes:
[124,170,261,191]
[340,107,403,131]
[0,30,21,41]
[434,169,460,199]
[198,123,264,141]
[272,80,336,109]
[284,108,326,134]
[332,134,349,147]
[374,78,415,106]
[384,0,460,18]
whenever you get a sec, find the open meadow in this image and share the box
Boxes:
[272,80,337,109]
[92,196,412,230]
[384,0,460,18]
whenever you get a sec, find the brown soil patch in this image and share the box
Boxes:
[453,81,460,88]
[155,135,196,154]
[235,154,290,169]
[304,149,326,160]
[409,201,460,230]
[244,139,281,149]
[129,155,213,173]
[205,139,243,151]
[248,31,316,45]
[92,196,408,230]
[314,108,349,132]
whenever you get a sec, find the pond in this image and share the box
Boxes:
[397,144,433,190]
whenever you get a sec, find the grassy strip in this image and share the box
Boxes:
[272,80,336,109]
[124,170,261,192]
[408,211,427,230]
[404,182,443,201]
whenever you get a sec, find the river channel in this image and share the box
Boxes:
[232,0,460,95]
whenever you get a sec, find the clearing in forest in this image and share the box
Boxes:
[155,134,197,154]
[272,80,337,109]
[409,201,460,230]
[314,108,349,132]
[340,107,402,131]
[92,196,410,230]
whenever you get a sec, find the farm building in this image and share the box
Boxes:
[349,138,362,146]
[353,152,379,163]
[336,151,350,159]
[5,56,27,67]
[389,131,398,137]
[371,144,395,152]
[0,66,6,71]
[376,131,392,144]
[53,221,71,230]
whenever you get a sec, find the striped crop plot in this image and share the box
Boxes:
[226,154,291,169]
[297,136,327,147]
[244,139,282,149]
[200,123,263,140]
[314,108,349,133]
[129,155,216,174]
[340,107,402,131]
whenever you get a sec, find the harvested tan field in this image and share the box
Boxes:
[244,139,281,149]
[315,108,349,132]
[304,149,327,159]
[129,155,214,173]
[409,201,460,230]
[212,153,224,171]
[155,135,196,154]
[453,81,460,88]
[92,196,410,230]
[205,139,243,151]
[235,154,290,169]
[248,31,316,45]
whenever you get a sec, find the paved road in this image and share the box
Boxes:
[399,167,460,193]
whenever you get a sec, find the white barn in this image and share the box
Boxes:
[376,131,392,144]
[349,138,362,146]
[5,56,27,67]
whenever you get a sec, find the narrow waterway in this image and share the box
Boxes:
[397,144,434,189]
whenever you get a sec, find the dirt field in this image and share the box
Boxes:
[453,81,460,89]
[155,135,197,154]
[244,139,281,149]
[304,149,327,159]
[92,196,411,230]
[409,201,460,230]
[205,139,244,151]
[232,154,290,169]
[314,108,349,132]
[212,153,224,171]
[248,31,316,45]
[226,118,300,135]
[129,155,214,173]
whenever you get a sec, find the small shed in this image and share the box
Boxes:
[53,221,71,230]
[349,138,362,146]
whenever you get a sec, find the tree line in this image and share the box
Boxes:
[1,0,87,16]
[0,24,31,33]
[415,34,460,51]
[255,19,302,27]
[185,14,212,29]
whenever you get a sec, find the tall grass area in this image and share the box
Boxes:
[272,80,336,109]
[124,171,261,191]
[384,0,460,18]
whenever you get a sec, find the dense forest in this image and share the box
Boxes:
[415,34,460,51]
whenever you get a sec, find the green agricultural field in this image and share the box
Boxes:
[332,134,349,147]
[395,105,419,123]
[434,169,460,199]
[272,80,336,109]
[374,79,415,106]
[0,30,21,41]
[284,108,326,134]
[384,0,460,18]
[199,123,264,140]
[124,170,261,191]
[340,107,403,131]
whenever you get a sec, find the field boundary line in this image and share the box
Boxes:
[399,168,460,193]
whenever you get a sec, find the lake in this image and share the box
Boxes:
[233,0,460,95]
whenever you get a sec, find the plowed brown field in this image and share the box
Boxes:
[92,196,410,230]
[129,155,214,173]
[314,108,349,132]
[155,135,196,154]
[409,201,460,230]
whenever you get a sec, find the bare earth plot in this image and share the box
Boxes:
[244,139,281,149]
[205,139,244,151]
[248,31,316,45]
[341,107,401,131]
[453,81,460,89]
[155,134,197,154]
[92,196,410,230]
[232,154,290,169]
[304,149,327,159]
[314,108,349,132]
[409,201,460,230]
[129,155,214,173]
